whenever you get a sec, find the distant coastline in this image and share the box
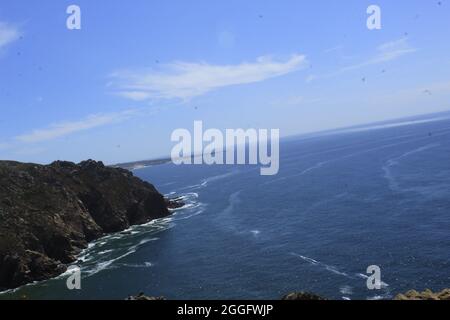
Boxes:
[112,158,172,171]
[112,154,201,171]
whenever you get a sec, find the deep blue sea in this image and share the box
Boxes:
[2,113,450,300]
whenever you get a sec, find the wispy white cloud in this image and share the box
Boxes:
[307,38,416,82]
[0,22,20,50]
[342,38,417,72]
[111,54,307,101]
[15,109,139,143]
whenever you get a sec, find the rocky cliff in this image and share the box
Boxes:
[0,160,171,290]
[395,289,450,300]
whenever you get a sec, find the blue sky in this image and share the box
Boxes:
[0,0,449,164]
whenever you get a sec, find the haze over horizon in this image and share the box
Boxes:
[1,1,450,164]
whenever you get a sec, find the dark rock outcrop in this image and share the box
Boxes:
[165,196,185,210]
[126,293,166,300]
[0,160,171,290]
[282,292,327,300]
[395,289,450,300]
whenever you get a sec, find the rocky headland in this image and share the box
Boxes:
[394,289,450,300]
[0,160,179,291]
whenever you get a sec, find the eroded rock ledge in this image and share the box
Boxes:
[395,289,450,300]
[0,160,173,290]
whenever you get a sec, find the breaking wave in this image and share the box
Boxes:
[290,253,392,299]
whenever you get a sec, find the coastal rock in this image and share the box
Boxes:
[126,293,166,300]
[282,292,327,300]
[165,197,185,210]
[395,289,450,300]
[0,160,171,290]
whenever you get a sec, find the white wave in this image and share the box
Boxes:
[367,293,392,300]
[80,238,159,277]
[250,230,261,236]
[58,265,82,277]
[167,191,206,221]
[342,297,352,301]
[162,182,176,187]
[2,189,202,293]
[290,253,320,266]
[179,170,238,191]
[382,143,440,192]
[291,253,392,300]
[0,280,41,295]
[291,253,390,288]
[177,192,199,202]
[76,188,206,277]
[340,285,354,295]
[85,255,130,276]
[325,265,350,277]
[172,207,205,221]
[98,249,114,255]
[179,183,204,191]
[118,262,153,268]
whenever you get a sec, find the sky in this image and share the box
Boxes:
[0,0,450,164]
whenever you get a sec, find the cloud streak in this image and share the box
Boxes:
[111,54,307,101]
[308,38,416,82]
[15,109,139,143]
[0,22,20,50]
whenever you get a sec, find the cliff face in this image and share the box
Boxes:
[0,160,170,290]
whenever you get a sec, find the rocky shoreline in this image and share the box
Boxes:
[0,160,182,291]
[394,289,450,300]
[126,289,450,301]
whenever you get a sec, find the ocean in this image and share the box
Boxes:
[2,112,450,300]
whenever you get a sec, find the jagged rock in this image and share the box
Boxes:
[126,293,166,300]
[165,197,185,210]
[0,160,171,290]
[282,292,327,300]
[395,289,450,300]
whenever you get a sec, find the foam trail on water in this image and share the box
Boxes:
[68,189,205,279]
[382,143,440,192]
[291,254,390,285]
[265,131,450,186]
[179,170,238,191]
[291,253,392,299]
